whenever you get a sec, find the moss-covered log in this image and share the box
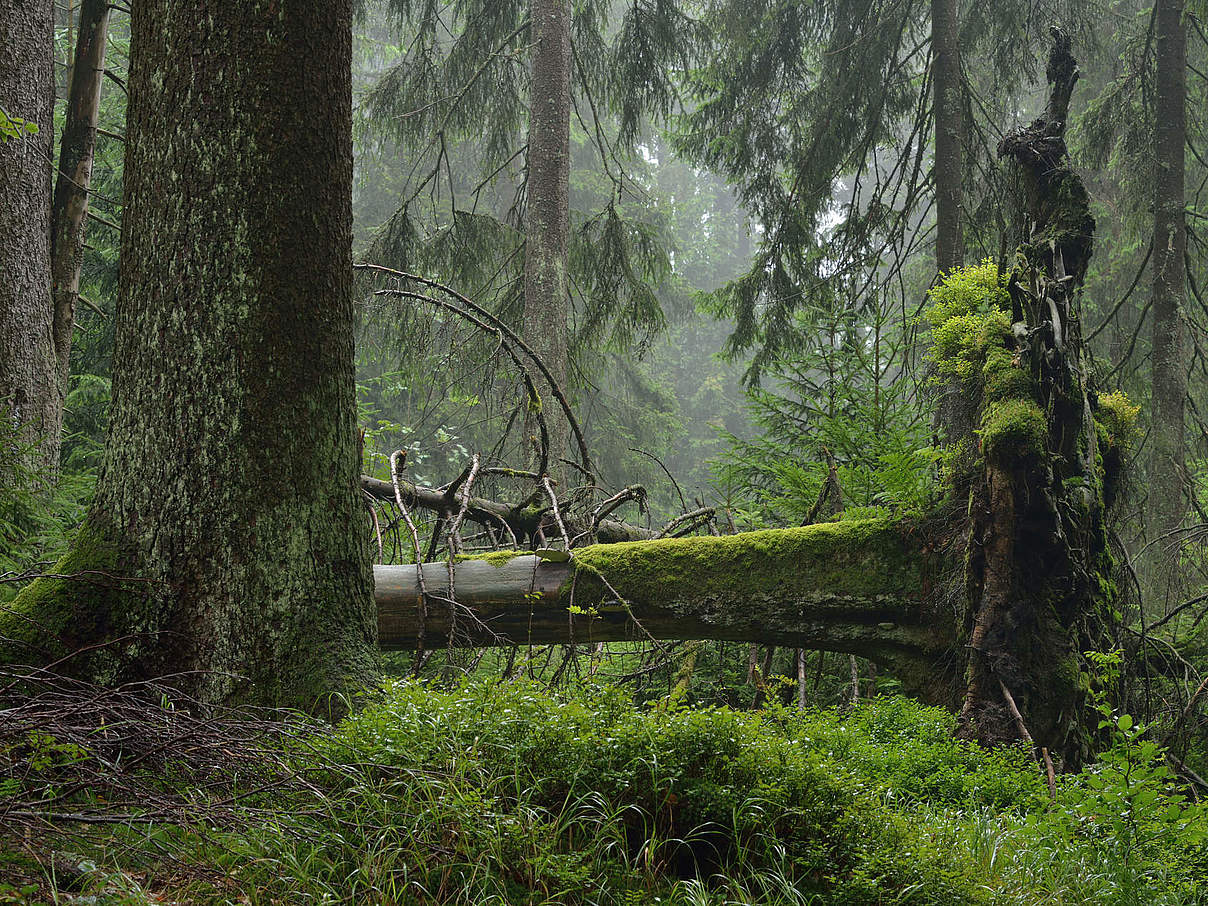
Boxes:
[377,519,955,698]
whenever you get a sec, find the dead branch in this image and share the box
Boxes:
[361,474,655,544]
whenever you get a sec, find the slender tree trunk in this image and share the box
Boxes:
[796,648,807,711]
[523,0,572,478]
[0,0,59,473]
[4,0,376,712]
[50,0,109,397]
[1150,0,1188,549]
[932,0,964,273]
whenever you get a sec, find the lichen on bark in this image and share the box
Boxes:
[3,0,377,714]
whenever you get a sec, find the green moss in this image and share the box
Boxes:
[455,549,525,568]
[0,515,124,667]
[566,517,922,611]
[929,309,1013,381]
[979,399,1046,464]
[1094,389,1140,446]
[981,344,1032,403]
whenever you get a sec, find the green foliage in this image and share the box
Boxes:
[0,410,95,590]
[242,682,999,904]
[924,260,1013,381]
[0,108,38,142]
[8,686,1207,904]
[979,399,1047,463]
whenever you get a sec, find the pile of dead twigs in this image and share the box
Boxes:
[0,666,333,840]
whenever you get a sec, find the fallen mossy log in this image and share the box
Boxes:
[375,518,957,698]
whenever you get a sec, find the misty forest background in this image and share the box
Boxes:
[4,0,1208,903]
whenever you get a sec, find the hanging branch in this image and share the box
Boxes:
[356,263,595,481]
[370,284,553,478]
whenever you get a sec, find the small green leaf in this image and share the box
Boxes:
[1117,713,1132,732]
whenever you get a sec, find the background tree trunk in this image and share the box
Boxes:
[3,0,376,712]
[932,0,964,274]
[1150,0,1188,554]
[50,0,110,396]
[523,0,572,477]
[0,0,60,474]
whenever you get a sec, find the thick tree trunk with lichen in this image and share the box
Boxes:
[2,0,376,711]
[0,0,60,474]
[522,0,572,476]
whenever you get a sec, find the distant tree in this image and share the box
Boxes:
[932,0,964,273]
[523,0,573,471]
[356,0,695,477]
[1150,0,1188,541]
[50,0,111,418]
[3,0,376,711]
[0,0,60,474]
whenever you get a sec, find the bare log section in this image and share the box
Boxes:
[376,519,954,693]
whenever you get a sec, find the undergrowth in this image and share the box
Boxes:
[2,683,1206,904]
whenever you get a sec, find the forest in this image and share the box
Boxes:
[2,0,1208,902]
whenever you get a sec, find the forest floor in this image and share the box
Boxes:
[1,680,1206,905]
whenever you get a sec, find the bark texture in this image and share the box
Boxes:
[50,0,110,393]
[1150,0,1188,543]
[523,0,572,475]
[0,0,59,472]
[376,519,954,699]
[931,0,964,274]
[4,0,376,711]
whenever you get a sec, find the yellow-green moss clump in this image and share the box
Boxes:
[925,262,1045,470]
[926,260,1014,382]
[926,261,1024,395]
[979,399,1047,465]
[1094,389,1140,446]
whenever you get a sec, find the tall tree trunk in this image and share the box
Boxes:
[3,0,376,712]
[0,0,59,474]
[931,0,964,274]
[523,0,572,478]
[1150,0,1188,550]
[50,0,110,396]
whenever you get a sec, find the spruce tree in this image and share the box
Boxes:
[3,0,377,711]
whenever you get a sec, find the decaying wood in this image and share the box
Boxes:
[362,475,656,543]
